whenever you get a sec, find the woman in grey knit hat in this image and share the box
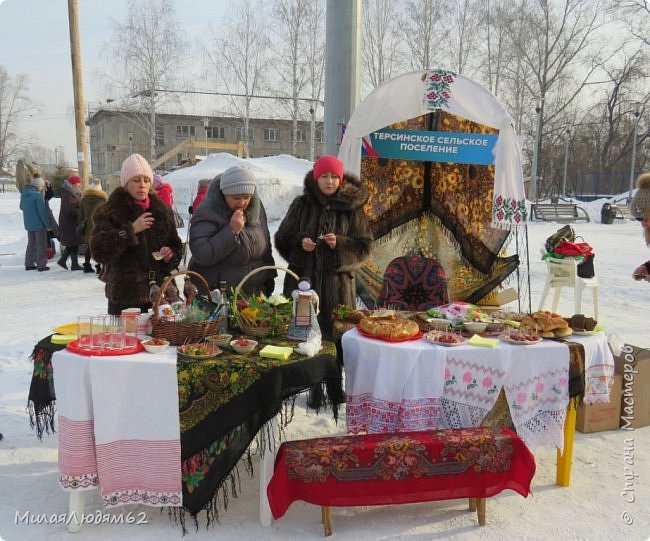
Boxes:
[631,172,650,282]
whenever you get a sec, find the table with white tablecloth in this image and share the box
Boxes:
[342,329,614,453]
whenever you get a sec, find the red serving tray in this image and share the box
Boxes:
[357,327,424,342]
[66,337,144,356]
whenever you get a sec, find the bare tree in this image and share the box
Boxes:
[361,0,404,90]
[445,0,485,74]
[611,0,650,47]
[103,0,187,160]
[0,66,32,170]
[400,0,447,70]
[499,0,611,194]
[205,0,270,155]
[271,0,313,156]
[302,1,326,160]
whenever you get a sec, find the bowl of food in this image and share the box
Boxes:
[424,317,452,331]
[206,333,233,347]
[177,342,221,359]
[485,318,506,333]
[141,337,170,354]
[463,321,488,333]
[230,337,258,354]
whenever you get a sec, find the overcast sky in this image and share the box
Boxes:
[0,0,227,165]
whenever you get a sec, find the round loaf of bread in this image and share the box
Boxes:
[554,326,573,338]
[359,317,420,339]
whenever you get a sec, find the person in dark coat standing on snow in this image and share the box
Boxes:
[631,172,650,282]
[79,178,108,273]
[91,154,184,315]
[57,175,83,270]
[275,155,373,340]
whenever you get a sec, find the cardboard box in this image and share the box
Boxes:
[576,374,623,433]
[614,344,650,430]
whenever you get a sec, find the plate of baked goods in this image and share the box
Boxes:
[424,330,466,346]
[572,324,604,335]
[498,331,542,345]
[357,313,423,342]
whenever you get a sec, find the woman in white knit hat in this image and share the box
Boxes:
[90,154,184,315]
[631,172,650,282]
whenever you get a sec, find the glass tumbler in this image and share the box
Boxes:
[77,315,94,350]
[106,315,125,350]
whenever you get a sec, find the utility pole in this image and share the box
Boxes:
[67,0,90,187]
[324,0,361,156]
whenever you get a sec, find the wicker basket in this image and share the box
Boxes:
[232,265,299,338]
[151,270,222,345]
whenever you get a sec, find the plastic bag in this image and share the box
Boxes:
[545,224,575,253]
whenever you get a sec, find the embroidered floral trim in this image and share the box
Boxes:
[103,489,182,508]
[59,473,99,490]
[493,195,528,225]
[422,70,456,111]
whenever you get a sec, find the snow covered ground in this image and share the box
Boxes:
[0,154,648,540]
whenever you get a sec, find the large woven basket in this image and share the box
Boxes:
[232,265,299,338]
[151,270,222,345]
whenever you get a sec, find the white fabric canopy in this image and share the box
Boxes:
[338,69,527,228]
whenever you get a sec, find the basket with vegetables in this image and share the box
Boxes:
[232,266,299,338]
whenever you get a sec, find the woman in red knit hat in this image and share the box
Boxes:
[275,155,373,340]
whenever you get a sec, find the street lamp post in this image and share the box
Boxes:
[562,128,571,197]
[203,118,209,158]
[628,110,640,201]
[529,100,543,201]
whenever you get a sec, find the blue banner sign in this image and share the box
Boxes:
[367,128,498,165]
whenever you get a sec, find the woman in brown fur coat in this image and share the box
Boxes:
[275,156,373,340]
[91,154,183,315]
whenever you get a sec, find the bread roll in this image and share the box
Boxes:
[554,327,573,338]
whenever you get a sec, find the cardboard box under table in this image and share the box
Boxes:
[614,344,650,429]
[576,374,622,433]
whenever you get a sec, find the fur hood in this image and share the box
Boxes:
[302,170,369,211]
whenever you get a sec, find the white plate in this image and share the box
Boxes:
[499,334,542,346]
[424,331,465,347]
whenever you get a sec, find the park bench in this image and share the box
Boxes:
[530,203,590,223]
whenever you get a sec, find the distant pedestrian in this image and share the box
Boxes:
[189,178,211,216]
[631,172,650,282]
[153,174,174,208]
[57,175,83,271]
[79,178,108,273]
[19,174,50,271]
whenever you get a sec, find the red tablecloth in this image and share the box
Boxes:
[268,426,535,519]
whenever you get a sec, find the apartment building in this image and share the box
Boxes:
[86,109,324,185]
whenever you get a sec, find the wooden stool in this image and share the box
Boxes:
[265,427,536,536]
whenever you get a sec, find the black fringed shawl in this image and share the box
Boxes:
[27,335,66,440]
[27,335,343,532]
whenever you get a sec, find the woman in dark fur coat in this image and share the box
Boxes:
[91,154,184,315]
[275,155,373,340]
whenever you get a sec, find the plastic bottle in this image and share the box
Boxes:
[219,280,229,333]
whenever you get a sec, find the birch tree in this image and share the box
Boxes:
[271,0,314,156]
[361,0,404,90]
[400,0,447,70]
[206,0,270,155]
[0,67,32,170]
[104,0,187,161]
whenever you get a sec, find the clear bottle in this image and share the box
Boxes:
[218,280,229,333]
[148,276,160,305]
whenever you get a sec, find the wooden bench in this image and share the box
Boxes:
[530,203,590,223]
[265,427,536,536]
